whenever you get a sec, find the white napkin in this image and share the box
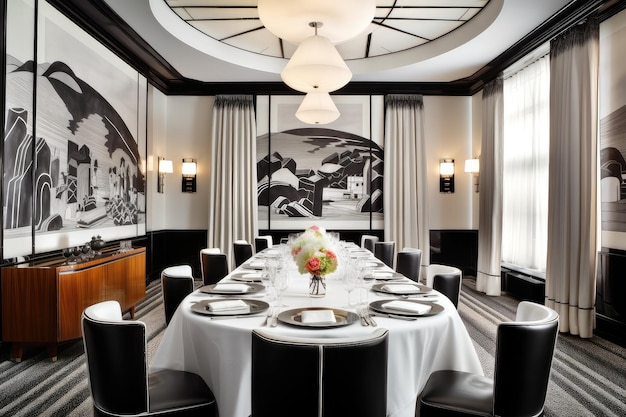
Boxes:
[373,272,393,278]
[381,284,419,294]
[381,300,432,314]
[242,273,263,279]
[300,310,337,324]
[206,299,250,313]
[365,261,379,267]
[213,283,249,293]
[265,249,280,256]
[247,261,266,269]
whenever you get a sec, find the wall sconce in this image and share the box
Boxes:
[181,158,197,193]
[157,157,173,193]
[465,158,480,193]
[439,159,455,193]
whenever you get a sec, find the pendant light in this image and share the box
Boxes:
[281,22,352,93]
[296,92,340,125]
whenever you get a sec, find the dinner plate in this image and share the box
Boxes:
[371,282,432,295]
[230,272,264,282]
[369,299,443,317]
[199,283,265,295]
[190,299,270,316]
[277,307,359,328]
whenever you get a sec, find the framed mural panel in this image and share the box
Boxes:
[599,9,626,251]
[256,95,384,232]
[3,0,147,259]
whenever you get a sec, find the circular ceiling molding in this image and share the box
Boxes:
[151,0,502,76]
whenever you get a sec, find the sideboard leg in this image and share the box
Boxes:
[129,305,136,319]
[11,343,23,362]
[47,344,58,361]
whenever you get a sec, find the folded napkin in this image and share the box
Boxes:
[373,272,393,278]
[213,283,249,293]
[381,300,432,314]
[265,249,280,256]
[206,299,250,313]
[247,261,266,269]
[365,261,379,267]
[242,273,263,279]
[300,310,337,324]
[381,284,419,294]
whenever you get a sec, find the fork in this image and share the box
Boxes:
[364,307,377,327]
[357,306,369,326]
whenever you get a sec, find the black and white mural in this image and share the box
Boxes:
[3,0,146,258]
[256,96,384,231]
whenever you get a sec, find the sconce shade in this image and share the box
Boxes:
[465,159,480,174]
[158,159,173,174]
[439,160,455,177]
[296,92,340,125]
[182,159,197,176]
[258,0,375,44]
[281,34,352,93]
[439,158,455,193]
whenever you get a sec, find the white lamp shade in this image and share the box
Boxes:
[281,35,352,93]
[258,0,375,44]
[464,159,480,173]
[439,160,455,176]
[182,159,197,176]
[158,159,173,174]
[296,92,340,125]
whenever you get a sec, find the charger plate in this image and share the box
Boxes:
[191,299,269,316]
[278,307,358,328]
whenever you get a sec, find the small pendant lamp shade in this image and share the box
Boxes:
[281,35,352,93]
[296,92,340,125]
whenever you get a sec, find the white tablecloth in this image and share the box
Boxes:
[151,250,483,417]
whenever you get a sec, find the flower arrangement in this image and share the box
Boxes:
[291,226,338,277]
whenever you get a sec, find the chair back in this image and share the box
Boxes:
[426,264,462,288]
[233,240,253,267]
[433,273,462,308]
[161,265,194,325]
[361,234,379,252]
[200,251,229,285]
[252,329,388,417]
[493,302,559,417]
[396,250,422,282]
[82,301,149,415]
[254,236,273,253]
[374,241,395,268]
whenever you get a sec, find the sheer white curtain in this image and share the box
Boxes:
[383,95,429,267]
[547,19,599,338]
[477,78,504,296]
[208,95,258,268]
[502,55,550,271]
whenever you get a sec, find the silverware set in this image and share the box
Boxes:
[357,305,377,327]
[265,306,279,327]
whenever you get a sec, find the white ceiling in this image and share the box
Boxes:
[104,0,572,84]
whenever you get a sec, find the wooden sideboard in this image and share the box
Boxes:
[1,247,146,361]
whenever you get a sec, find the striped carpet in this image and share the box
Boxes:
[1,279,625,416]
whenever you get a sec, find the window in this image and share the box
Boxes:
[502,54,550,272]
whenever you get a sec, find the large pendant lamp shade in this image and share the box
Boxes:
[281,34,352,93]
[257,0,375,44]
[296,92,340,125]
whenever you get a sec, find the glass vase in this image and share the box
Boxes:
[309,274,326,297]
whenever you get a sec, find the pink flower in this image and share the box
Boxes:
[305,257,321,274]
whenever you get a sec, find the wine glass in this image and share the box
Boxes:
[271,269,289,307]
[342,269,360,308]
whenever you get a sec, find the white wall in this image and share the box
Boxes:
[423,95,476,230]
[148,94,477,232]
[147,87,213,231]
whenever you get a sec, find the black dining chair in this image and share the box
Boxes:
[254,236,273,253]
[427,264,463,308]
[361,234,379,252]
[395,249,422,282]
[200,249,229,285]
[82,301,217,417]
[233,240,253,267]
[418,301,559,417]
[252,328,389,417]
[374,241,395,268]
[161,265,194,325]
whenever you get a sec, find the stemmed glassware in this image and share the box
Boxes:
[271,268,289,307]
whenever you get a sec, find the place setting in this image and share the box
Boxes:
[276,307,359,329]
[363,271,406,281]
[199,282,265,296]
[369,299,444,319]
[190,298,270,318]
[230,272,265,282]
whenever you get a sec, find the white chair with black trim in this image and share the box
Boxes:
[82,301,217,417]
[426,264,463,308]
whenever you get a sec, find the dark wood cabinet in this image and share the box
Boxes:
[1,247,146,361]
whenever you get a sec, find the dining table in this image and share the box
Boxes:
[150,243,483,417]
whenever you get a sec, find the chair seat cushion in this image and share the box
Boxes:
[419,370,493,417]
[149,369,216,414]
